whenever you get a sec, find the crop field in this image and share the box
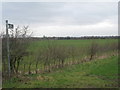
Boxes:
[21,39,118,71]
[28,39,117,52]
[2,39,118,88]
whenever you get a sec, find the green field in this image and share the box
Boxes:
[19,39,118,72]
[3,39,118,88]
[3,55,118,88]
[28,39,117,52]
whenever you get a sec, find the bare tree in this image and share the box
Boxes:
[89,41,98,61]
[34,48,44,74]
[2,26,32,75]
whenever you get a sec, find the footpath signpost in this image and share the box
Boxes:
[6,20,14,77]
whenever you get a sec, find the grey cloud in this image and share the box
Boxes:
[2,2,117,25]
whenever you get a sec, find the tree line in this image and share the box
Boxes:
[28,36,119,41]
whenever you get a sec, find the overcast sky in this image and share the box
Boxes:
[2,2,118,37]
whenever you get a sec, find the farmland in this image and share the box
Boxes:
[2,39,118,88]
[2,2,119,88]
[3,55,118,88]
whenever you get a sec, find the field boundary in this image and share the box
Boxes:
[15,51,118,76]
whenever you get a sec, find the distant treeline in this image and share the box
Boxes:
[30,36,120,40]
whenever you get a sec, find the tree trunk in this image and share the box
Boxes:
[61,60,64,67]
[90,54,93,61]
[16,60,20,74]
[28,62,32,74]
[24,64,26,74]
[36,61,38,74]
